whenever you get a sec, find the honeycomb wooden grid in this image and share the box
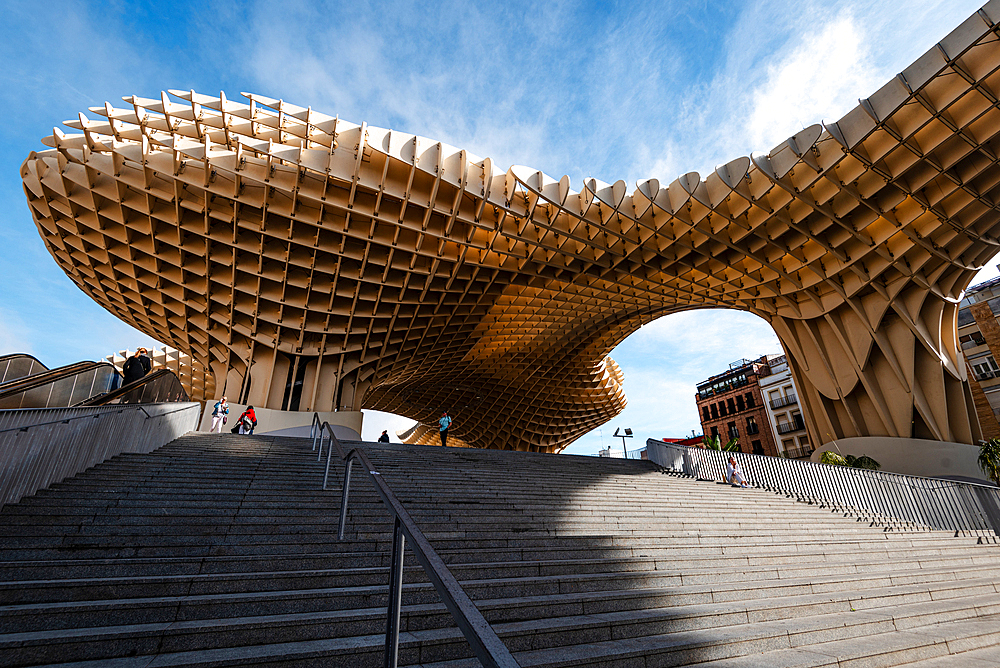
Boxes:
[20,3,1000,452]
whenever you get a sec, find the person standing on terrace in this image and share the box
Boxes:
[439,412,452,447]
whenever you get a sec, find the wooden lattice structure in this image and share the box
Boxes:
[19,4,1000,452]
[105,346,213,402]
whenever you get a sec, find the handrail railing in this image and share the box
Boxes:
[0,402,196,436]
[310,414,520,668]
[646,438,1000,537]
[776,417,805,434]
[769,393,798,409]
[0,403,201,507]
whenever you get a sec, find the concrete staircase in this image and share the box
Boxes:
[1,434,1000,666]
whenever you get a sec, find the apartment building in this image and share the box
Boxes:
[758,355,811,458]
[958,276,1000,440]
[695,357,780,457]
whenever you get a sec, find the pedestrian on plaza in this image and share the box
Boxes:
[139,347,151,375]
[233,405,257,435]
[378,430,390,443]
[438,411,452,447]
[210,397,229,433]
[726,455,750,488]
[122,348,150,384]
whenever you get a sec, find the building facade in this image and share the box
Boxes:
[957,276,1000,440]
[695,358,779,457]
[696,355,811,459]
[758,355,810,458]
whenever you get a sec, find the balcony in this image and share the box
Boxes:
[783,445,814,458]
[976,370,998,381]
[777,417,805,434]
[769,393,798,409]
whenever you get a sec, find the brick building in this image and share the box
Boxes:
[695,357,779,457]
[958,276,1000,440]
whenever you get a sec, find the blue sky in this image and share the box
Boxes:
[0,0,991,454]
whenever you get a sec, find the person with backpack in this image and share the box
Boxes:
[210,397,229,433]
[122,348,151,384]
[232,405,257,435]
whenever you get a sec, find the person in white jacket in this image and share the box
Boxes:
[210,397,229,433]
[726,456,750,488]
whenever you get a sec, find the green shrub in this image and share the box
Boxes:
[820,451,847,466]
[978,438,1000,486]
[820,450,880,470]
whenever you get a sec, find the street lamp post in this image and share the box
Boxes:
[613,427,633,458]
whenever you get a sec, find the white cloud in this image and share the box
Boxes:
[746,13,879,150]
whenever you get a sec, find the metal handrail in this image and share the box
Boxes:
[769,393,798,409]
[0,403,201,507]
[776,418,805,434]
[310,414,520,668]
[0,403,197,435]
[646,438,1000,536]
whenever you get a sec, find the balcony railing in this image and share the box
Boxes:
[783,445,814,458]
[769,393,798,409]
[645,438,1000,535]
[777,417,805,434]
[976,370,998,381]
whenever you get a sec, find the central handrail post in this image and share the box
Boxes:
[337,458,353,541]
[317,430,327,462]
[311,413,321,451]
[323,435,335,490]
[384,516,406,668]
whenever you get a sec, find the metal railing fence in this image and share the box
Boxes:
[0,403,201,507]
[769,393,798,409]
[646,438,1000,536]
[311,415,519,668]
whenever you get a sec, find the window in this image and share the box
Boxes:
[710,404,718,419]
[973,357,1000,381]
[768,390,780,402]
[711,426,719,438]
[961,332,987,348]
[736,395,745,411]
[727,398,736,414]
[746,416,759,435]
[752,439,763,455]
[745,392,755,408]
[702,406,710,422]
[727,421,738,439]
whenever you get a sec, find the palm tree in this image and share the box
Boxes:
[820,451,847,466]
[702,434,740,452]
[978,438,1000,486]
[821,451,880,470]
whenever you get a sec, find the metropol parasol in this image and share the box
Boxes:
[19,5,1000,453]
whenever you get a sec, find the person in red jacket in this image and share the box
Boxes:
[235,406,257,435]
